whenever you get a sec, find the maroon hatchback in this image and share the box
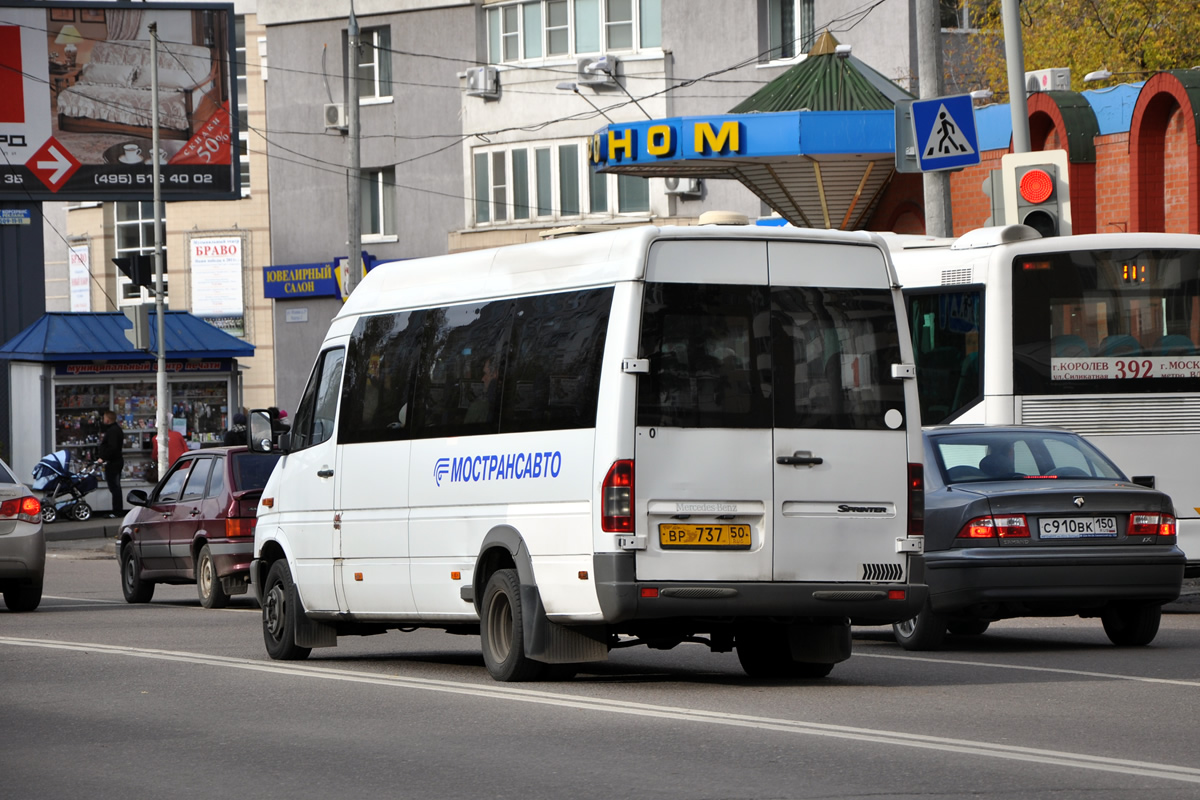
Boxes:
[118,447,280,608]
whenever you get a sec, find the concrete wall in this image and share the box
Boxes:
[262,3,474,408]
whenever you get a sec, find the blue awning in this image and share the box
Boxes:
[0,312,254,362]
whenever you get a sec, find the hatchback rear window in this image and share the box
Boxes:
[231,452,281,491]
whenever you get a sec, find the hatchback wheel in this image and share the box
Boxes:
[1102,602,1162,646]
[196,544,230,609]
[120,544,155,603]
[892,601,947,651]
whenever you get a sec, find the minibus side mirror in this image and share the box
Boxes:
[247,409,277,454]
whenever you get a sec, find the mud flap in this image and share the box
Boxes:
[787,617,852,664]
[289,583,337,648]
[520,584,609,664]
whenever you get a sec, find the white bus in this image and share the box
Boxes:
[246,220,929,682]
[889,225,1200,576]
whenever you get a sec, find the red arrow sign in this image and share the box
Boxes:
[27,137,81,191]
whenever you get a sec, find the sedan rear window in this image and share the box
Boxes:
[231,452,281,491]
[932,431,1125,484]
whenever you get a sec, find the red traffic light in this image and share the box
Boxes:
[1019,168,1054,204]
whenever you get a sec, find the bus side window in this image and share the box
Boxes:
[906,289,982,424]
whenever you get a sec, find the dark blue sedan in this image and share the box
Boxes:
[894,426,1185,650]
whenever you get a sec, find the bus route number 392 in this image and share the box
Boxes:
[659,523,752,549]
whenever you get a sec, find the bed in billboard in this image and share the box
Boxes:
[0,2,238,201]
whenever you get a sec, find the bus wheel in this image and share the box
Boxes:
[892,601,947,651]
[262,560,312,661]
[480,569,545,682]
[1102,602,1162,646]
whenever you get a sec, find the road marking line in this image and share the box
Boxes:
[857,651,1200,688]
[43,596,125,605]
[2,636,1200,784]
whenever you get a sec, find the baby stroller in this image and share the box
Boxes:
[31,450,100,523]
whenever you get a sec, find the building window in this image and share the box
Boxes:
[345,26,392,100]
[486,0,661,63]
[361,167,396,238]
[115,201,168,305]
[235,15,250,196]
[766,0,814,61]
[472,140,649,225]
[939,0,980,30]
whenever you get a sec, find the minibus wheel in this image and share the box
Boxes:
[480,568,545,682]
[262,560,312,661]
[892,601,947,651]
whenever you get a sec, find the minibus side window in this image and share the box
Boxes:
[339,310,426,444]
[412,300,515,439]
[501,287,612,434]
[291,348,345,451]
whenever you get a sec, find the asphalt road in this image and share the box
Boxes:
[5,539,1200,800]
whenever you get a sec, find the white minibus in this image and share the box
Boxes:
[246,220,928,681]
[888,225,1200,576]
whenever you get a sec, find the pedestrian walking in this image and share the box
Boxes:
[96,410,125,518]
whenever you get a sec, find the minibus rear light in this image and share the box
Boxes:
[887,589,906,600]
[640,587,659,598]
[601,460,634,533]
[907,463,924,536]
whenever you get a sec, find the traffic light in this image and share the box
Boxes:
[112,253,153,287]
[999,150,1072,237]
[123,304,149,350]
[1013,164,1061,237]
[981,169,1005,227]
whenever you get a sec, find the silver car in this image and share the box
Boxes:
[0,456,45,612]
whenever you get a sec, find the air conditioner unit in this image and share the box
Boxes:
[578,54,618,87]
[664,176,702,197]
[323,103,347,131]
[1025,68,1071,94]
[465,65,500,99]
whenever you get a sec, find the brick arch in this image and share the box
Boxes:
[1130,72,1200,233]
[1025,93,1098,234]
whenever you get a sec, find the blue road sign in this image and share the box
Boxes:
[911,94,980,172]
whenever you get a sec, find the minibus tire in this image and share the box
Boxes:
[120,543,155,604]
[480,569,545,682]
[262,560,312,661]
[736,623,814,679]
[196,544,230,609]
[1101,602,1162,646]
[947,619,990,636]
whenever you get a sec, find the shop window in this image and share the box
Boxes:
[486,0,661,63]
[765,0,814,61]
[115,201,168,306]
[361,167,396,239]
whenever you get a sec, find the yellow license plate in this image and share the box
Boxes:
[659,523,751,549]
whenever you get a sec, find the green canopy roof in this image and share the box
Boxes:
[730,31,914,114]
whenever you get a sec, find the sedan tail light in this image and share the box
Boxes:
[957,514,1030,539]
[0,496,41,524]
[1128,513,1176,537]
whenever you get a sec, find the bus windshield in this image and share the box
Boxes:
[1012,248,1200,395]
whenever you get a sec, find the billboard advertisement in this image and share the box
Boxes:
[0,2,238,201]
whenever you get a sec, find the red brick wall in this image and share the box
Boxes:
[1093,133,1132,232]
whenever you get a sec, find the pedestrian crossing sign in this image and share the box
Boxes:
[910,94,980,173]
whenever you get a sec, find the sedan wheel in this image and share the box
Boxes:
[892,601,947,651]
[1102,602,1162,646]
